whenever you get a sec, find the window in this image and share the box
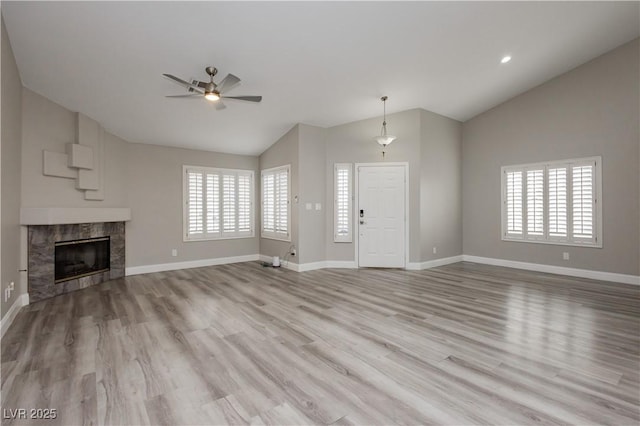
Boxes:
[183,166,254,241]
[501,156,601,247]
[334,163,353,243]
[261,165,290,241]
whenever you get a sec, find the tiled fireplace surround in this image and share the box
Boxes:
[20,208,131,303]
[27,222,125,303]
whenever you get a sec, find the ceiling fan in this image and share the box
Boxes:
[163,66,262,110]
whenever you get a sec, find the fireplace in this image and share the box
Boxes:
[55,236,110,283]
[27,222,125,302]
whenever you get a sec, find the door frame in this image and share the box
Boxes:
[354,162,409,269]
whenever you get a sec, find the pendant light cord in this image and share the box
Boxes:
[381,97,387,135]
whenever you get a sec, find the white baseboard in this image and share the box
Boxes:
[258,256,357,272]
[123,252,638,286]
[297,261,323,272]
[258,254,300,271]
[296,260,358,271]
[406,255,464,271]
[125,254,260,276]
[462,255,640,286]
[259,254,308,272]
[325,261,358,269]
[1,293,29,339]
[299,261,359,271]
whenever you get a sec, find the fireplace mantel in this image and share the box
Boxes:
[20,207,131,225]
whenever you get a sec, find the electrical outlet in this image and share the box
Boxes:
[171,249,178,257]
[563,252,570,260]
[433,247,437,254]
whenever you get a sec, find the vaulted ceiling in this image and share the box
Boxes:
[3,2,638,155]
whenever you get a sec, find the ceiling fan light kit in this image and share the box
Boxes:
[374,96,396,157]
[204,91,220,101]
[163,66,262,108]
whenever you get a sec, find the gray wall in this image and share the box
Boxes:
[20,89,259,269]
[259,125,299,259]
[298,124,326,264]
[267,111,463,267]
[10,29,634,279]
[462,39,639,275]
[420,109,463,262]
[21,89,128,208]
[125,143,259,268]
[1,16,23,319]
[324,109,423,263]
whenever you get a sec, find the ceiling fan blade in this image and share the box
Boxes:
[214,100,227,111]
[166,94,202,98]
[163,74,204,93]
[192,80,207,89]
[222,95,262,103]
[217,73,241,94]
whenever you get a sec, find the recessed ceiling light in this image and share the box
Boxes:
[501,55,512,64]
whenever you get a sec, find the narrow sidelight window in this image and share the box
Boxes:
[334,163,353,243]
[261,165,290,241]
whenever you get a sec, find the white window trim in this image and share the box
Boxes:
[261,164,291,242]
[183,165,255,242]
[500,156,602,248]
[334,163,353,243]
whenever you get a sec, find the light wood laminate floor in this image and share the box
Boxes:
[1,262,639,425]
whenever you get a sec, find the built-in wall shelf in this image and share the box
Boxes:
[20,208,131,225]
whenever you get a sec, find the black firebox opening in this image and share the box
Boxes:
[54,236,110,283]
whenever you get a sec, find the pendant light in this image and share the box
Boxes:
[373,96,396,157]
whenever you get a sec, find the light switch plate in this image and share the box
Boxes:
[315,203,322,210]
[305,203,312,210]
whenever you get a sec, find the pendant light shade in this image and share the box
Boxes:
[374,96,396,153]
[374,134,397,146]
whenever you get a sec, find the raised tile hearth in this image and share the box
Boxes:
[28,222,125,302]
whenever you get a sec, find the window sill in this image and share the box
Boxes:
[501,236,602,249]
[261,234,291,242]
[184,234,255,243]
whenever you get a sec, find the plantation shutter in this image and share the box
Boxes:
[222,174,236,233]
[334,163,352,243]
[206,174,219,234]
[501,156,600,247]
[184,167,253,241]
[526,169,544,237]
[187,171,204,236]
[276,170,289,235]
[238,174,252,233]
[262,174,275,234]
[572,162,595,243]
[261,165,290,240]
[548,167,567,238]
[505,170,523,236]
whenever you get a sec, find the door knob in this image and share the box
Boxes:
[360,220,365,225]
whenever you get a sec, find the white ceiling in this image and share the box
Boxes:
[3,1,638,156]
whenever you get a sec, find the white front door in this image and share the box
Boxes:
[357,165,406,268]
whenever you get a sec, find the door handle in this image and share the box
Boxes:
[360,220,365,225]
